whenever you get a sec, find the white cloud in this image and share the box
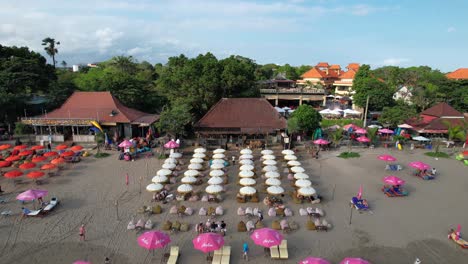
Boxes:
[382,58,410,66]
[95,28,124,53]
[447,27,456,33]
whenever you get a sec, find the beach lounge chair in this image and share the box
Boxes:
[221,246,231,264]
[166,246,179,264]
[279,240,288,259]
[255,221,264,229]
[237,207,245,216]
[316,219,330,232]
[270,245,280,259]
[169,206,178,214]
[246,220,255,232]
[162,221,172,231]
[245,207,253,217]
[289,221,299,231]
[184,207,193,216]
[145,219,153,229]
[350,197,369,211]
[449,232,468,249]
[127,220,136,230]
[299,208,308,216]
[25,209,43,217]
[171,221,181,232]
[199,207,207,216]
[43,197,59,213]
[151,205,162,214]
[215,206,223,215]
[280,220,289,233]
[136,219,145,230]
[180,223,189,232]
[237,221,247,232]
[268,208,276,217]
[212,248,222,264]
[284,208,293,217]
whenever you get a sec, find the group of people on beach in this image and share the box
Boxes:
[197,220,228,236]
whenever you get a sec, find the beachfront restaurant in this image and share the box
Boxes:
[21,91,159,143]
[194,98,287,148]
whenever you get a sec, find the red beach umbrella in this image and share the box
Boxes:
[5,155,21,162]
[32,156,47,163]
[0,161,12,168]
[43,151,58,157]
[0,144,11,150]
[70,145,83,152]
[41,163,57,170]
[18,150,33,157]
[61,151,74,157]
[31,145,45,150]
[27,171,45,179]
[13,145,28,150]
[51,158,66,165]
[19,162,37,170]
[4,170,23,178]
[55,144,68,150]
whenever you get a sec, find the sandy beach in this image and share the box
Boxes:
[0,145,467,264]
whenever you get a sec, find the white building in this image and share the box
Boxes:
[393,86,413,104]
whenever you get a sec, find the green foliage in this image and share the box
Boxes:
[366,127,379,144]
[276,64,299,80]
[424,152,449,158]
[289,105,322,133]
[392,135,408,142]
[295,65,313,77]
[321,119,363,128]
[338,152,360,159]
[95,131,105,154]
[445,122,466,142]
[379,101,418,127]
[254,63,276,80]
[94,152,110,158]
[220,55,259,97]
[329,129,343,148]
[41,37,60,67]
[156,104,193,137]
[14,122,27,135]
[287,117,300,134]
[353,65,395,110]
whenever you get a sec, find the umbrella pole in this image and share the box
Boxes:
[349,205,353,225]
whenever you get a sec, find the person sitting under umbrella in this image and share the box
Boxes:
[21,207,31,217]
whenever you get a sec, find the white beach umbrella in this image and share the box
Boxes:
[262,154,276,160]
[164,158,177,164]
[239,178,256,186]
[194,148,206,153]
[295,179,312,188]
[263,165,278,172]
[298,187,316,197]
[239,164,254,171]
[146,183,163,192]
[157,169,172,176]
[190,158,204,164]
[213,149,226,154]
[239,170,254,178]
[265,178,281,186]
[208,176,223,185]
[184,170,199,177]
[213,153,225,159]
[291,166,305,173]
[211,159,225,164]
[181,176,197,184]
[263,159,277,166]
[294,173,309,180]
[261,149,274,155]
[287,160,301,166]
[239,186,256,196]
[152,175,168,183]
[240,149,252,155]
[188,163,203,170]
[265,171,280,178]
[282,149,295,155]
[239,159,254,165]
[193,153,206,159]
[209,170,224,177]
[267,186,285,195]
[177,184,193,193]
[239,154,253,160]
[210,163,224,170]
[162,163,176,170]
[169,153,182,159]
[206,184,223,194]
[284,155,297,161]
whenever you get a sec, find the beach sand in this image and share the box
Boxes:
[0,146,467,264]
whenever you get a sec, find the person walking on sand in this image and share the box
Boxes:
[105,257,111,264]
[79,224,86,241]
[232,155,236,165]
[242,242,249,261]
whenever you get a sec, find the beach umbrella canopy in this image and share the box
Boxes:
[239,159,254,165]
[193,233,224,253]
[184,170,200,177]
[239,178,256,186]
[51,158,66,165]
[55,144,68,150]
[355,128,367,134]
[6,155,20,162]
[157,169,172,176]
[383,176,405,186]
[19,162,37,170]
[169,152,182,159]
[267,186,285,195]
[43,151,58,157]
[41,163,57,170]
[356,136,370,143]
[377,154,396,162]
[4,170,23,178]
[177,184,193,193]
[31,145,45,151]
[412,136,430,141]
[211,159,225,164]
[138,231,171,250]
[152,175,168,183]
[313,139,330,145]
[263,159,277,166]
[209,170,224,177]
[0,144,11,150]
[18,150,33,157]
[239,164,254,171]
[212,153,225,159]
[339,258,371,264]
[284,155,297,161]
[343,124,360,131]
[261,149,274,155]
[281,149,294,155]
[208,177,223,185]
[240,149,252,155]
[194,148,206,153]
[263,165,278,172]
[262,154,276,160]
[378,128,394,134]
[398,124,413,128]
[16,189,48,201]
[193,153,206,159]
[250,228,283,248]
[146,183,163,192]
[164,158,177,164]
[290,166,305,173]
[299,257,331,264]
[181,176,197,184]
[213,149,225,154]
[13,145,28,150]
[287,160,301,166]
[210,163,224,170]
[60,151,74,157]
[298,187,316,196]
[294,173,309,179]
[27,171,45,179]
[239,170,254,178]
[32,156,47,163]
[239,186,256,196]
[265,171,280,178]
[0,161,11,168]
[239,154,253,160]
[164,140,179,149]
[190,158,204,164]
[408,161,430,170]
[206,184,223,194]
[70,145,84,152]
[265,178,281,186]
[295,179,312,188]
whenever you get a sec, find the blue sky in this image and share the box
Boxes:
[0,0,467,71]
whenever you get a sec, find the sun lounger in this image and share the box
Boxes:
[351,197,369,211]
[145,219,153,229]
[449,232,468,248]
[167,246,179,264]
[136,219,145,229]
[221,246,231,264]
[25,209,43,217]
[245,207,253,216]
[212,254,222,264]
[127,220,136,230]
[43,197,59,213]
[246,220,255,232]
[270,245,280,259]
[279,240,288,259]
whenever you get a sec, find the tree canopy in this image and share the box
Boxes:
[289,105,322,133]
[379,101,418,127]
[353,64,395,111]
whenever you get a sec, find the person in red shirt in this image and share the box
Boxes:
[79,224,86,241]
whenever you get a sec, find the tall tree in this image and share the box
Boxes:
[289,105,322,133]
[156,104,193,137]
[220,55,258,97]
[61,60,67,68]
[379,101,418,127]
[353,64,395,111]
[41,37,60,67]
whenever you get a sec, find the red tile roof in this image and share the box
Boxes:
[347,63,360,71]
[195,98,287,134]
[330,64,341,70]
[339,70,357,79]
[301,67,327,78]
[446,68,468,79]
[44,91,159,124]
[420,102,463,117]
[316,62,329,68]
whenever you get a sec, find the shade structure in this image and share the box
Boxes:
[343,124,360,131]
[263,165,278,172]
[383,176,405,186]
[239,154,253,160]
[261,149,274,155]
[239,178,256,186]
[211,159,225,164]
[43,151,58,157]
[240,149,252,155]
[32,156,47,163]
[41,163,57,170]
[267,186,284,195]
[157,169,172,176]
[377,154,396,162]
[169,152,182,159]
[212,153,225,159]
[13,145,28,150]
[239,186,256,196]
[356,136,370,143]
[262,154,276,160]
[291,166,305,173]
[265,171,280,178]
[209,170,224,177]
[213,148,226,154]
[0,161,11,168]
[281,149,294,155]
[298,187,316,196]
[70,145,84,152]
[408,161,430,170]
[339,258,371,264]
[287,160,301,166]
[194,147,206,153]
[16,189,48,201]
[55,144,68,150]
[6,155,20,162]
[205,184,223,194]
[210,163,224,170]
[398,123,413,128]
[284,155,297,161]
[51,158,66,165]
[138,231,171,250]
[265,178,281,186]
[165,158,177,165]
[181,176,197,184]
[250,228,283,248]
[177,184,193,193]
[294,173,309,179]
[118,140,133,148]
[4,170,23,178]
[193,153,206,159]
[295,179,312,188]
[263,159,277,166]
[184,170,200,177]
[162,163,176,170]
[18,150,33,157]
[190,158,204,164]
[152,175,168,183]
[378,128,394,134]
[193,233,224,253]
[355,128,367,134]
[0,144,11,150]
[164,140,179,149]
[412,136,430,141]
[31,145,45,151]
[208,177,223,185]
[19,162,37,170]
[27,171,45,179]
[239,159,254,165]
[313,139,330,145]
[239,164,254,171]
[299,257,331,264]
[239,170,254,178]
[146,183,163,192]
[188,163,203,170]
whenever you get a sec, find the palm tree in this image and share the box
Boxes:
[445,121,467,142]
[329,129,343,149]
[110,56,137,73]
[42,37,60,67]
[366,127,379,145]
[61,60,67,68]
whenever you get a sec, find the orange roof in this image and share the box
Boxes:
[446,68,468,79]
[347,63,360,71]
[339,70,357,79]
[301,67,327,78]
[316,62,329,68]
[330,64,341,70]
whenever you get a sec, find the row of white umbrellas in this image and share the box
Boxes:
[147,152,185,192]
[261,150,285,195]
[238,148,257,196]
[281,149,316,196]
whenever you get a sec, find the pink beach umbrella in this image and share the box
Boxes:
[456,224,462,240]
[73,261,91,264]
[138,231,171,250]
[383,176,405,186]
[119,139,133,148]
[356,136,370,143]
[355,128,367,134]
[193,233,224,253]
[357,185,363,200]
[343,124,360,131]
[377,154,396,162]
[408,161,430,170]
[164,140,180,149]
[340,258,371,264]
[16,189,48,201]
[300,257,331,264]
[313,139,330,145]
[250,228,283,248]
[378,128,394,134]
